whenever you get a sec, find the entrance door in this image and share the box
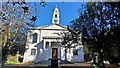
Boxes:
[52,48,58,58]
[51,48,58,68]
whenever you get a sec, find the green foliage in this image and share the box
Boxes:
[61,26,81,60]
[83,44,92,61]
[0,1,47,66]
[69,2,120,67]
[5,60,20,64]
[0,2,37,65]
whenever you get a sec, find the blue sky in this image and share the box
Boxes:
[33,2,85,27]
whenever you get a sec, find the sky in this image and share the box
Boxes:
[33,2,85,27]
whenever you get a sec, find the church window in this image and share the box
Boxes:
[55,14,57,18]
[73,49,78,55]
[32,33,38,43]
[31,49,36,55]
[45,42,49,49]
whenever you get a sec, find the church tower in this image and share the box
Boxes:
[52,5,60,24]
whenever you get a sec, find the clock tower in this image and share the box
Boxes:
[52,5,60,24]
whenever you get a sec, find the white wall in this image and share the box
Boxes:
[23,25,84,63]
[23,29,41,63]
[71,47,84,62]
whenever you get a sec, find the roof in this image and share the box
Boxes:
[29,23,67,30]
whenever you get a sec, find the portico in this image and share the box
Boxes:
[43,36,62,59]
[43,36,62,50]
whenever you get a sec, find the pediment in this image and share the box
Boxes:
[40,24,67,30]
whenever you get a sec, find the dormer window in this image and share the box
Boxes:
[32,33,38,43]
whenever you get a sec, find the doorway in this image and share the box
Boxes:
[52,48,58,58]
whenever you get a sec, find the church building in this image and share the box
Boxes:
[23,6,84,63]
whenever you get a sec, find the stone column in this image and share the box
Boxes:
[49,42,51,49]
[49,42,52,58]
[60,46,62,60]
[43,41,46,50]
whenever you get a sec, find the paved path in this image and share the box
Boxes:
[60,63,91,68]
[3,63,120,68]
[3,63,91,68]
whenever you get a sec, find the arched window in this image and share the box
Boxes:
[55,14,57,18]
[32,33,38,43]
[45,42,49,49]
[31,49,36,55]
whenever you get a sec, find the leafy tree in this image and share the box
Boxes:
[69,2,120,67]
[0,1,39,65]
[103,26,120,64]
[0,0,47,65]
[61,26,81,62]
[61,31,72,61]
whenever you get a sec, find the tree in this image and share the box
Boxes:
[0,0,48,65]
[61,31,72,61]
[69,2,120,67]
[102,26,120,64]
[0,1,38,65]
[61,26,81,62]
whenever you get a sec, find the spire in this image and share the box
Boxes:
[54,5,59,13]
[52,5,60,24]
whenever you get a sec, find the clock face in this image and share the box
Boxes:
[54,19,58,22]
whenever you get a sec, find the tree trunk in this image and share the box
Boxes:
[65,47,67,60]
[98,49,105,68]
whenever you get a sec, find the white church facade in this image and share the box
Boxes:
[23,6,84,63]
